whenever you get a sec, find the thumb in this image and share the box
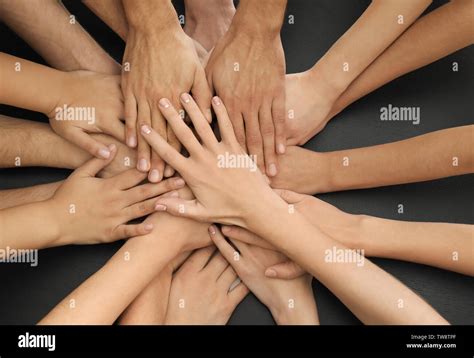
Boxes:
[67,127,114,159]
[74,144,117,178]
[192,67,213,123]
[154,197,207,221]
[265,260,305,280]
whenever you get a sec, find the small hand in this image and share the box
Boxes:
[165,246,248,324]
[51,145,185,245]
[48,71,125,159]
[210,227,318,325]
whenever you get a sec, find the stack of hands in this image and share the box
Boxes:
[0,0,473,325]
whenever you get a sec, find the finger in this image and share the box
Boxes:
[157,98,202,156]
[111,168,147,189]
[205,252,229,277]
[104,117,126,143]
[153,197,207,221]
[272,89,287,155]
[244,111,264,172]
[273,188,304,204]
[164,164,175,178]
[140,124,187,174]
[149,107,167,183]
[211,96,235,144]
[136,102,151,173]
[228,281,249,304]
[221,226,275,250]
[73,144,117,177]
[66,128,114,159]
[218,265,238,288]
[265,260,305,280]
[124,91,138,148]
[181,246,215,272]
[180,93,217,148]
[125,196,170,221]
[259,105,278,177]
[208,225,244,268]
[228,105,246,150]
[112,221,154,240]
[191,68,212,123]
[126,177,185,204]
[165,125,180,177]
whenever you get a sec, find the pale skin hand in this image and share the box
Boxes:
[230,190,474,278]
[0,146,185,250]
[122,0,211,182]
[270,126,474,195]
[0,53,124,159]
[140,95,447,324]
[210,227,318,325]
[0,0,120,74]
[165,246,248,325]
[286,0,432,145]
[39,200,212,325]
[205,0,287,176]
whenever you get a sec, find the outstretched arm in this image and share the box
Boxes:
[0,0,119,74]
[271,125,474,194]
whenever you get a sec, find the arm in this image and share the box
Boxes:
[329,0,474,119]
[0,149,183,250]
[0,0,119,74]
[0,182,61,210]
[121,0,211,182]
[39,195,212,325]
[139,94,447,324]
[205,0,287,176]
[286,0,433,145]
[270,126,474,194]
[82,0,128,41]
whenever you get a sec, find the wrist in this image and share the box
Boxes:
[125,0,180,34]
[231,1,285,39]
[308,65,345,101]
[38,200,63,247]
[270,286,318,325]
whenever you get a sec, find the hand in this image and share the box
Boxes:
[285,69,340,145]
[210,227,318,325]
[140,186,213,255]
[122,24,211,182]
[140,94,282,227]
[269,146,331,194]
[48,71,125,159]
[205,26,286,176]
[165,246,248,324]
[50,144,185,245]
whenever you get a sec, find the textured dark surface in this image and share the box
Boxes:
[0,0,472,325]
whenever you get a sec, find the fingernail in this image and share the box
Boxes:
[265,269,277,278]
[149,169,160,182]
[155,203,167,211]
[141,125,151,135]
[138,158,148,172]
[99,148,110,159]
[128,135,137,147]
[145,223,154,231]
[277,143,286,154]
[212,96,221,106]
[164,166,174,177]
[180,93,191,103]
[159,98,170,108]
[208,225,217,236]
[268,163,277,177]
[174,178,185,187]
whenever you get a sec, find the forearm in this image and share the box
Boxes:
[0,116,88,169]
[271,289,319,325]
[119,267,172,325]
[245,199,447,324]
[0,0,119,74]
[122,0,180,33]
[39,230,179,325]
[83,0,129,41]
[322,125,473,192]
[0,181,61,210]
[311,0,431,96]
[0,53,65,115]
[232,0,287,36]
[0,200,60,250]
[330,0,474,117]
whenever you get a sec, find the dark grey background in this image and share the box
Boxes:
[0,0,472,325]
